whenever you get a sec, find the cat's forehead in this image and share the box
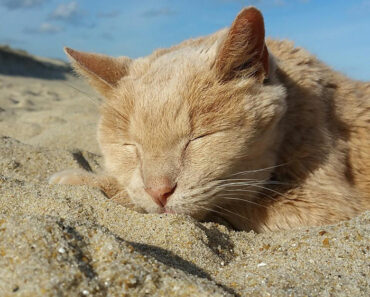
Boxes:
[126,31,225,101]
[133,37,220,80]
[130,43,218,105]
[150,45,217,75]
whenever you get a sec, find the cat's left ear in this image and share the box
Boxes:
[214,7,269,81]
[64,47,131,96]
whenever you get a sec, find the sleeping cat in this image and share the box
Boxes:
[50,7,370,232]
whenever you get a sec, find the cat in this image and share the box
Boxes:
[50,7,370,232]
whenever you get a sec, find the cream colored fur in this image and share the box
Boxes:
[50,7,370,232]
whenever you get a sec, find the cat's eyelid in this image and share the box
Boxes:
[190,128,231,142]
[191,132,216,141]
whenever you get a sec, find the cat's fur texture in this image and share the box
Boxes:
[50,7,370,232]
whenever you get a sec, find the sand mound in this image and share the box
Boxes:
[0,66,369,296]
[0,45,71,79]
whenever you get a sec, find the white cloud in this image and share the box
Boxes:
[50,1,80,20]
[39,23,63,33]
[0,0,46,10]
[24,23,63,34]
[48,1,94,28]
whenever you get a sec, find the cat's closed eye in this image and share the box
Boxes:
[190,131,222,142]
[183,132,223,153]
[184,133,214,150]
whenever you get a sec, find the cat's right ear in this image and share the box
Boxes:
[64,47,131,96]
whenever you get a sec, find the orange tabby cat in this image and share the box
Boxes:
[50,7,370,232]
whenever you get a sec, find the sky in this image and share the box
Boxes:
[0,0,369,81]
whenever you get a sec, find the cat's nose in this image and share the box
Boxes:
[145,178,176,207]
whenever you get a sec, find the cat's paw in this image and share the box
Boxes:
[49,169,91,185]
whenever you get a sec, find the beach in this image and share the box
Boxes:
[0,47,369,297]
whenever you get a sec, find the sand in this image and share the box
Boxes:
[0,49,369,296]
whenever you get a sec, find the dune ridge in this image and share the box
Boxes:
[0,45,71,79]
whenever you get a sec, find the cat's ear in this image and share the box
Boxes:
[214,7,269,81]
[64,47,131,96]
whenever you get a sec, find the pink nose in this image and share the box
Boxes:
[145,180,176,207]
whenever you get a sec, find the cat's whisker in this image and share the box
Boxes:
[188,203,254,224]
[214,181,266,189]
[227,162,289,178]
[214,195,269,209]
[181,179,282,208]
[216,180,291,188]
[219,188,280,202]
[103,104,130,125]
[212,204,254,223]
[185,183,226,200]
[64,82,130,126]
[246,184,292,201]
[63,82,100,106]
[215,178,259,182]
[217,195,284,222]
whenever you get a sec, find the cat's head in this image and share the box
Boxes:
[65,7,286,221]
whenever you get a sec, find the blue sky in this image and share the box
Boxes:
[0,0,369,80]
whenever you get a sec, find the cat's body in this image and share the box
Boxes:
[230,38,370,231]
[50,7,370,232]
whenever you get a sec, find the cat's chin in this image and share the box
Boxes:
[157,207,176,214]
[138,200,210,219]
